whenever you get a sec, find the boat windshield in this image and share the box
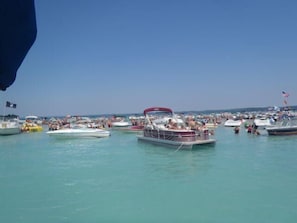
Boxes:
[1,115,19,121]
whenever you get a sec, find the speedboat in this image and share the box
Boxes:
[224,119,242,127]
[115,116,145,133]
[137,107,216,149]
[111,120,131,129]
[253,118,274,127]
[0,116,21,135]
[47,126,111,138]
[250,118,274,135]
[266,118,297,136]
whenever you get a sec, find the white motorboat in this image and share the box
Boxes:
[111,120,132,130]
[266,118,297,136]
[0,117,21,135]
[251,118,274,135]
[253,118,274,128]
[1,102,21,135]
[47,127,111,138]
[224,119,242,127]
[266,125,297,136]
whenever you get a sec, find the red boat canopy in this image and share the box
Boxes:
[143,107,173,116]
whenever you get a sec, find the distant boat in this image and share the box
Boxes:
[47,126,111,138]
[0,116,21,135]
[115,125,144,133]
[137,107,216,149]
[111,118,132,130]
[266,118,297,136]
[21,122,43,132]
[204,122,218,129]
[112,121,131,128]
[1,101,21,135]
[265,91,296,135]
[224,119,242,127]
[253,118,274,127]
[25,115,43,125]
[21,115,43,132]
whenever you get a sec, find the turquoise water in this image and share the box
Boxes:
[1,127,297,222]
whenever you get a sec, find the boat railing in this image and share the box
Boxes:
[195,129,210,140]
[143,128,210,141]
[274,118,297,127]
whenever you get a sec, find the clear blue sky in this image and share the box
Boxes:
[1,0,297,117]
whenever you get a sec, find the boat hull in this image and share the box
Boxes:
[224,120,242,127]
[137,129,215,149]
[137,135,215,149]
[111,121,131,128]
[47,128,111,138]
[0,127,21,135]
[266,126,297,136]
[0,122,21,135]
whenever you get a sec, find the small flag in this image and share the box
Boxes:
[282,91,289,97]
[6,101,17,108]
